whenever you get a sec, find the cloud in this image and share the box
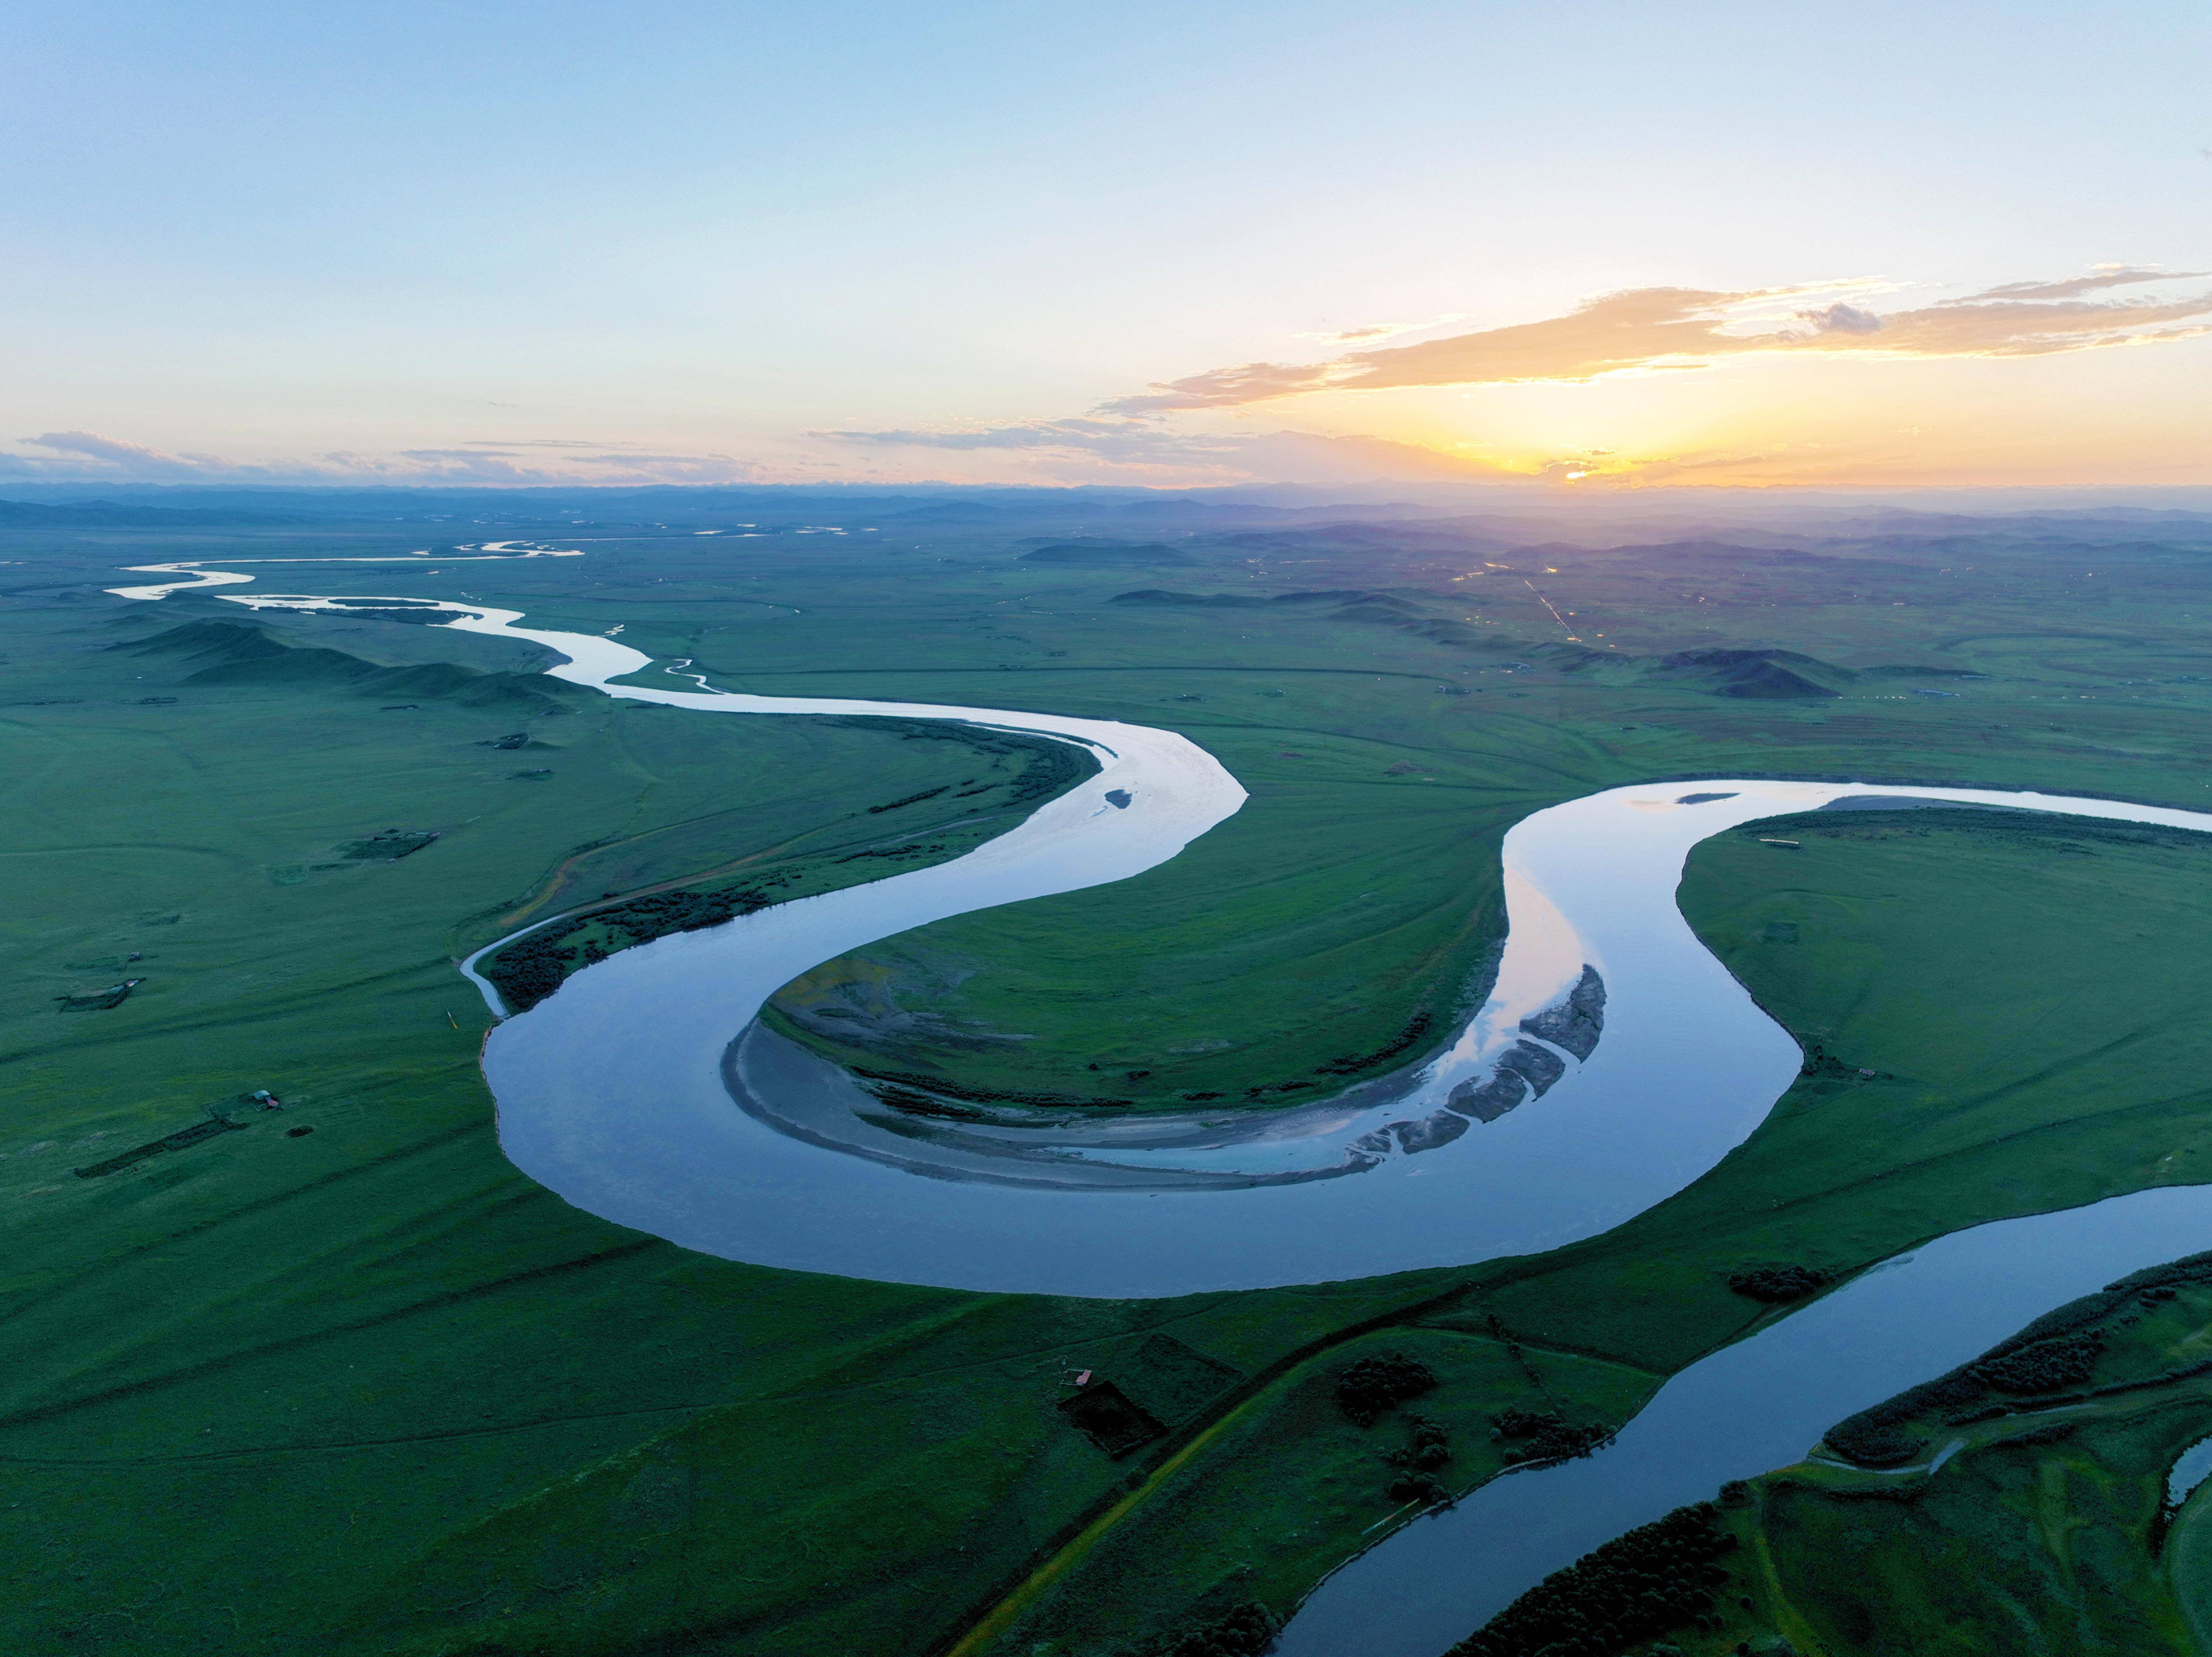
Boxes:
[1959,265,2207,302]
[5,431,787,486]
[368,447,780,484]
[455,437,646,450]
[816,418,1507,485]
[22,430,216,474]
[1797,302,1884,336]
[1104,267,2212,411]
[1297,313,1468,345]
[816,417,1218,461]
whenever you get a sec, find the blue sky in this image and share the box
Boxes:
[6,2,2209,488]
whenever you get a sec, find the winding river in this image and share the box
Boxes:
[112,553,2212,1295]
[115,552,2212,1649]
[1275,1183,2212,1654]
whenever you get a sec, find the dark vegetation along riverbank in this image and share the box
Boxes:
[1697,1257,2212,1656]
[479,718,1097,1009]
[1446,1257,2212,1657]
[1451,1502,1742,1657]
[10,505,2212,1657]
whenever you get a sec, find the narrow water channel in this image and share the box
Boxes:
[1276,1184,2212,1657]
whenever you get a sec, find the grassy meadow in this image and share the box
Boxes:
[5,505,2212,1655]
[1694,1255,2212,1657]
[980,806,2212,1654]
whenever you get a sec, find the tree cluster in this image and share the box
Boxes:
[1726,1265,1832,1303]
[483,883,773,1010]
[999,734,1096,805]
[1826,1327,2110,1465]
[1143,1601,1280,1657]
[1336,1352,1437,1425]
[831,715,1100,808]
[1970,1331,2103,1393]
[866,784,950,815]
[1492,1407,1611,1464]
[1448,1502,1737,1657]
[1386,1414,1454,1503]
[341,828,439,862]
[1796,1041,1860,1079]
[481,919,588,1009]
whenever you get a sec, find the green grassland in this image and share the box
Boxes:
[6,508,2212,1655]
[1682,1260,2212,1657]
[707,530,2212,1113]
[971,806,2212,1656]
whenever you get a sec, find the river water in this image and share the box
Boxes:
[469,752,2212,1296]
[111,558,2212,1300]
[1275,1183,2212,1656]
[113,557,2212,1646]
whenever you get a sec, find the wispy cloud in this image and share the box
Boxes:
[816,419,1501,483]
[454,437,649,450]
[1104,267,2212,411]
[1961,265,2205,302]
[21,430,224,475]
[1296,313,1468,346]
[8,431,786,485]
[818,418,1177,455]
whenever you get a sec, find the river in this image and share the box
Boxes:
[113,555,2212,1648]
[1274,1182,2212,1655]
[111,556,2212,1300]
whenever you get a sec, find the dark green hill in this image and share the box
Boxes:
[1648,646,1851,699]
[1110,588,1265,607]
[1020,539,1195,567]
[115,619,578,713]
[0,497,303,527]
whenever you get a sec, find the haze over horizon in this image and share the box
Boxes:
[8,2,2209,493]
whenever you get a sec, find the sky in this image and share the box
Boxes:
[5,1,2209,492]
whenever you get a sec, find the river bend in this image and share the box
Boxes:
[113,558,2212,1300]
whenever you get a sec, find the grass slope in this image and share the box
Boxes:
[1703,1261,2212,1657]
[957,808,2212,1656]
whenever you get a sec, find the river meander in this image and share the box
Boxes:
[113,556,2212,1298]
[114,556,2212,1649]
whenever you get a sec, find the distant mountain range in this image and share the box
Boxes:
[0,498,307,527]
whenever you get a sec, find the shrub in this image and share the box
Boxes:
[1150,1602,1280,1657]
[1448,1502,1736,1657]
[1972,1332,2102,1392]
[1336,1352,1437,1425]
[1387,1414,1453,1473]
[1493,1407,1612,1464]
[1727,1265,1831,1303]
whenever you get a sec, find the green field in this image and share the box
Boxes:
[979,805,2212,1654]
[7,500,2212,1656]
[1687,1256,2212,1657]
